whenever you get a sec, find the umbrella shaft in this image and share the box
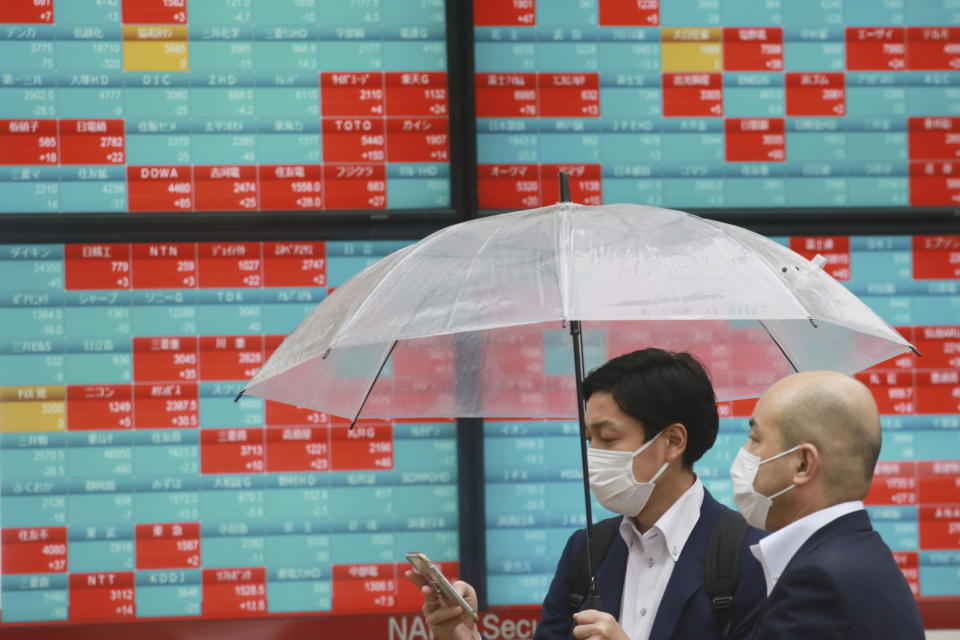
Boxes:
[570,320,601,605]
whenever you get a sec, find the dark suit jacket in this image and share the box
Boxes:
[533,489,767,640]
[752,510,925,640]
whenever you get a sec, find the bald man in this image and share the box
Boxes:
[729,371,924,639]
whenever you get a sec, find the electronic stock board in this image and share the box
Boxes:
[1,0,959,633]
[3,234,958,629]
[0,0,452,214]
[0,239,461,626]
[475,0,960,211]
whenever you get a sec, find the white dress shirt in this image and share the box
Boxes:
[618,478,704,640]
[749,500,864,595]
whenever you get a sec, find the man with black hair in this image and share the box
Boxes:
[407,348,767,640]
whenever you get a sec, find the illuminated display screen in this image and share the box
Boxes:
[484,233,960,606]
[0,239,460,624]
[474,0,960,210]
[0,0,451,214]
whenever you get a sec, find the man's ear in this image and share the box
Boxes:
[792,443,820,487]
[663,423,687,463]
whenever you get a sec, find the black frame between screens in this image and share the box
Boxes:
[1,0,959,621]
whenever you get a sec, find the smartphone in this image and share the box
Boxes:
[406,552,479,623]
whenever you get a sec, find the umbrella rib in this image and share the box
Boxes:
[330,232,443,350]
[442,221,506,334]
[348,340,398,430]
[553,203,574,321]
[245,244,415,390]
[758,320,799,373]
[702,218,818,320]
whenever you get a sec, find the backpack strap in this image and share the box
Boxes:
[568,517,621,613]
[704,508,750,640]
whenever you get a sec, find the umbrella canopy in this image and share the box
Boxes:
[243,202,915,421]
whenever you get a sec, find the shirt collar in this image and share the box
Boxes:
[750,500,864,594]
[619,477,705,562]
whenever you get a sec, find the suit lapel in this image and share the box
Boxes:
[647,491,722,640]
[775,510,871,583]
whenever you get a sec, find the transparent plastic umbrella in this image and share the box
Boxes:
[242,202,915,421]
[240,195,916,609]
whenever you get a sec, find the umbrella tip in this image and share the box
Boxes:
[558,171,571,203]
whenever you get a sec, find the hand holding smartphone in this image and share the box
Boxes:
[405,552,480,623]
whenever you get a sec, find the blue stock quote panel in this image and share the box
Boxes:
[475,0,960,210]
[0,239,461,624]
[0,0,451,213]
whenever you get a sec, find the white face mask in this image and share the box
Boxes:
[588,430,669,517]
[730,445,801,530]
